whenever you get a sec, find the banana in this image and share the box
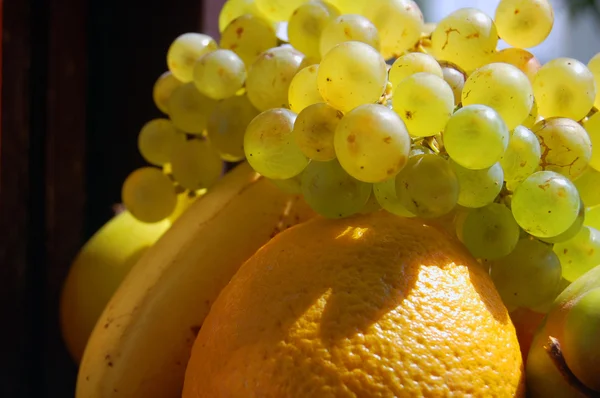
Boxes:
[76,162,315,398]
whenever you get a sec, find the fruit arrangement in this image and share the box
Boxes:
[59,0,600,396]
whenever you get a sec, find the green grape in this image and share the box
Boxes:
[461,203,520,260]
[453,205,470,243]
[511,170,581,238]
[373,178,415,217]
[450,160,503,208]
[122,167,177,223]
[555,226,600,281]
[444,104,509,170]
[500,125,541,184]
[589,53,600,109]
[220,14,279,67]
[574,167,600,207]
[490,238,562,309]
[317,41,387,113]
[268,173,303,194]
[219,0,269,32]
[325,0,368,14]
[170,138,223,190]
[334,104,410,183]
[494,0,554,49]
[255,0,310,21]
[207,94,260,162]
[166,33,218,83]
[540,200,585,244]
[584,112,600,171]
[431,8,498,72]
[152,71,183,115]
[288,64,323,113]
[287,1,339,60]
[440,63,466,105]
[192,49,246,100]
[532,58,596,121]
[138,119,186,166]
[491,47,541,82]
[532,117,592,180]
[362,0,424,60]
[389,53,443,90]
[167,83,217,134]
[585,205,600,230]
[319,14,380,57]
[392,72,455,137]
[244,108,309,179]
[301,159,371,218]
[462,63,533,130]
[293,102,340,161]
[394,154,459,218]
[246,46,304,112]
[521,97,539,129]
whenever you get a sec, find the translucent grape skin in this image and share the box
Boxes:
[220,14,279,67]
[388,52,443,91]
[439,62,466,105]
[287,1,340,60]
[334,104,411,183]
[138,119,186,166]
[319,14,380,57]
[511,170,581,238]
[491,47,541,82]
[293,102,341,161]
[170,138,224,190]
[584,111,600,171]
[122,167,177,223]
[585,205,600,231]
[152,71,183,115]
[554,226,600,282]
[219,0,269,32]
[539,199,585,244]
[193,49,246,100]
[500,125,541,184]
[589,52,600,108]
[255,0,310,22]
[166,33,218,83]
[450,160,503,208]
[288,64,323,114]
[575,167,600,207]
[494,0,554,49]
[167,83,218,134]
[372,178,415,217]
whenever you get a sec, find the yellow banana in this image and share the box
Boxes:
[76,162,315,398]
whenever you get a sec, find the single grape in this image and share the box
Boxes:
[373,178,414,217]
[287,1,339,60]
[301,159,371,218]
[293,102,341,161]
[574,167,600,207]
[494,0,553,48]
[220,14,278,67]
[167,83,217,134]
[555,226,600,282]
[325,0,369,15]
[138,119,186,166]
[192,49,246,100]
[219,0,269,32]
[511,170,581,238]
[539,200,585,244]
[319,14,380,57]
[585,205,600,231]
[439,62,466,105]
[334,104,410,183]
[122,167,177,223]
[255,0,310,21]
[152,71,183,115]
[444,104,509,170]
[166,33,218,83]
[288,64,323,113]
[584,111,600,171]
[170,138,223,190]
[388,52,443,90]
[491,47,541,82]
[450,160,503,208]
[589,53,600,108]
[500,125,541,184]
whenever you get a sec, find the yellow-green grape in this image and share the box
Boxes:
[490,238,562,309]
[388,53,443,91]
[500,125,541,185]
[287,1,340,60]
[166,33,218,83]
[288,64,323,113]
[431,8,498,72]
[167,83,217,134]
[394,154,459,218]
[362,0,424,60]
[244,108,309,179]
[319,14,380,57]
[589,53,600,108]
[586,205,600,230]
[138,119,186,166]
[540,200,585,244]
[409,145,434,157]
[219,0,268,32]
[122,167,177,223]
[220,14,278,67]
[207,94,260,161]
[268,173,303,194]
[555,226,600,281]
[533,58,596,121]
[325,0,368,14]
[246,47,304,112]
[494,0,554,49]
[392,72,455,137]
[532,117,591,180]
[152,71,183,115]
[584,112,600,171]
[255,0,310,22]
[453,205,470,243]
[491,47,541,82]
[440,63,466,105]
[521,98,539,129]
[511,170,581,238]
[574,167,600,207]
[293,102,341,161]
[170,139,223,190]
[373,178,414,217]
[334,104,410,183]
[444,104,509,170]
[192,49,246,100]
[317,41,387,113]
[450,160,503,208]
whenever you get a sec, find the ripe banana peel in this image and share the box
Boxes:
[76,162,315,398]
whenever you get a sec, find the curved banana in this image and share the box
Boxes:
[77,162,315,398]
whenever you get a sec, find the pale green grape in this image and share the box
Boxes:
[138,119,186,166]
[334,104,410,183]
[574,167,600,207]
[584,112,600,171]
[585,205,600,230]
[122,167,177,223]
[220,14,279,66]
[532,117,591,180]
[500,125,541,184]
[288,64,323,113]
[167,83,217,134]
[269,173,303,194]
[317,41,387,113]
[589,53,600,109]
[207,94,259,161]
[462,63,533,130]
[540,200,585,244]
[255,0,310,21]
[152,71,183,115]
[301,159,371,218]
[244,108,309,179]
[192,49,246,100]
[511,170,581,238]
[392,72,455,137]
[293,102,340,161]
[246,46,304,112]
[287,1,339,60]
[494,0,554,48]
[450,160,503,208]
[444,104,509,170]
[431,8,498,72]
[491,47,541,82]
[319,14,380,57]
[389,52,443,90]
[394,154,459,218]
[166,33,218,83]
[170,138,223,190]
[440,62,466,105]
[373,178,415,217]
[555,226,600,281]
[490,238,562,309]
[533,58,596,121]
[219,0,269,32]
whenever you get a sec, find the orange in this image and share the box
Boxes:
[183,212,525,397]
